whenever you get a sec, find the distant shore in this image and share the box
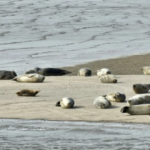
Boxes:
[61,53,150,75]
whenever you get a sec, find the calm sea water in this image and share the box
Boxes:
[0,119,150,150]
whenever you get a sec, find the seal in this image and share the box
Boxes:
[12,74,45,83]
[127,94,150,106]
[32,67,71,76]
[141,66,150,75]
[99,74,117,83]
[25,70,36,74]
[16,89,40,96]
[78,68,92,76]
[93,96,111,109]
[97,68,111,77]
[104,92,126,102]
[133,84,150,94]
[56,97,74,108]
[121,104,150,115]
[0,70,17,80]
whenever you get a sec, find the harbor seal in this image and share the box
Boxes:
[133,84,150,94]
[127,94,150,106]
[25,70,36,74]
[141,66,150,75]
[121,104,150,115]
[16,89,40,96]
[93,96,111,109]
[56,97,74,108]
[0,70,17,80]
[33,67,71,76]
[12,74,45,83]
[104,92,126,102]
[97,68,111,77]
[78,68,92,76]
[99,74,117,83]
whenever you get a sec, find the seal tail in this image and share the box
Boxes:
[65,70,71,74]
[121,106,129,113]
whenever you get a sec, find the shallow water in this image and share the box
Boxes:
[1,0,150,74]
[0,119,150,150]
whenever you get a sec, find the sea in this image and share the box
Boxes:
[1,0,150,149]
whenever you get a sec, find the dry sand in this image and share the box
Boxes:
[1,75,150,124]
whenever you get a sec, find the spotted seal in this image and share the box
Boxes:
[127,94,150,106]
[78,68,92,76]
[133,84,150,94]
[97,68,111,77]
[141,66,150,75]
[56,97,74,108]
[12,74,45,83]
[121,104,150,115]
[93,96,111,109]
[26,67,71,76]
[0,70,17,80]
[104,92,126,102]
[99,74,117,83]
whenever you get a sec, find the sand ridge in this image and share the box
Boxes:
[0,75,150,124]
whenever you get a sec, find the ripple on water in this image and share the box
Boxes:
[0,120,149,149]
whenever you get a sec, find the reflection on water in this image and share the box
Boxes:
[0,119,150,150]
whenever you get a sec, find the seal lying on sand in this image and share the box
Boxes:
[93,96,111,109]
[26,67,71,76]
[99,75,117,83]
[78,68,92,76]
[16,89,40,96]
[121,104,150,115]
[104,92,126,102]
[141,66,150,75]
[0,70,17,80]
[133,84,150,94]
[97,68,111,77]
[56,97,74,108]
[127,94,150,106]
[12,74,45,83]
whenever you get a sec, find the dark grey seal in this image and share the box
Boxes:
[34,67,71,76]
[133,84,150,94]
[0,70,17,79]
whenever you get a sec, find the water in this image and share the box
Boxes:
[1,0,150,74]
[0,119,149,150]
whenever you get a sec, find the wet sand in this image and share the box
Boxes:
[1,74,150,124]
[61,53,150,75]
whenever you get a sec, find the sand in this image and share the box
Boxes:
[61,53,150,75]
[1,74,150,124]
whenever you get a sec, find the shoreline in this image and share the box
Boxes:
[1,118,150,125]
[61,53,150,75]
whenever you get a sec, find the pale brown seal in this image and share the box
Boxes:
[16,89,40,96]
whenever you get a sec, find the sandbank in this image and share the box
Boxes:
[0,75,150,124]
